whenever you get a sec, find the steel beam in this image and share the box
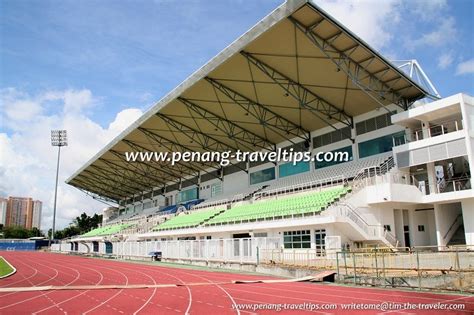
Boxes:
[78,188,118,204]
[241,51,353,142]
[177,97,274,151]
[205,77,310,143]
[156,113,248,173]
[83,169,143,195]
[138,127,222,180]
[288,15,417,109]
[72,178,125,200]
[90,164,153,191]
[138,127,221,173]
[110,147,180,185]
[81,173,137,197]
[98,158,163,189]
[121,140,195,180]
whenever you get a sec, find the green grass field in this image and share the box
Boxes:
[0,257,14,277]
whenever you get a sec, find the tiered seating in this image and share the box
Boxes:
[206,186,350,225]
[193,186,261,209]
[159,204,178,214]
[81,223,134,238]
[153,207,225,231]
[182,199,204,210]
[259,153,392,194]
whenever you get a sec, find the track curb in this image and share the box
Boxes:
[0,256,17,279]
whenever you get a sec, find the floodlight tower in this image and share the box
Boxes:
[50,130,68,245]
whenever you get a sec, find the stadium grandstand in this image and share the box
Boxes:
[53,0,473,270]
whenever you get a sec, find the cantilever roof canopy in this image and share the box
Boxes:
[67,0,433,202]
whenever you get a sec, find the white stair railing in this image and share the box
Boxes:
[334,202,397,247]
[351,156,395,193]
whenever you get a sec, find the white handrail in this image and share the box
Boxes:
[254,175,346,199]
[351,156,394,192]
[335,202,398,247]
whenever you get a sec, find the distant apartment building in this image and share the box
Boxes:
[5,197,42,229]
[32,200,42,229]
[0,198,7,226]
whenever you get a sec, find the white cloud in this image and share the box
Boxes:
[41,89,96,114]
[108,108,143,135]
[456,59,474,75]
[411,0,447,21]
[315,0,401,50]
[408,17,457,50]
[437,51,454,70]
[0,88,143,231]
[1,88,43,122]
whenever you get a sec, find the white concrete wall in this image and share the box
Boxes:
[461,198,474,246]
[410,209,436,246]
[434,202,462,246]
[365,182,423,204]
[221,171,249,195]
[199,178,221,199]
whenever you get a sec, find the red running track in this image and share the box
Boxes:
[0,252,472,315]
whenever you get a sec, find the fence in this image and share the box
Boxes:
[336,246,474,292]
[258,245,474,292]
[0,240,36,251]
[52,237,281,264]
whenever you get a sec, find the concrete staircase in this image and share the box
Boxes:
[448,225,466,246]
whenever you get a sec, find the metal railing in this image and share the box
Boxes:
[53,237,282,264]
[418,176,471,195]
[254,175,346,199]
[260,248,340,268]
[351,156,395,193]
[336,246,474,292]
[443,213,463,241]
[332,203,398,247]
[393,119,463,146]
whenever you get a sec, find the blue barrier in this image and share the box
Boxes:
[0,240,47,251]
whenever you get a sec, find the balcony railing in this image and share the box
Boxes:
[418,176,471,195]
[393,119,463,146]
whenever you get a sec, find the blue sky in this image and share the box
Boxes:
[2,0,472,128]
[0,0,473,229]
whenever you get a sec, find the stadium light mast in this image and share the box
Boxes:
[50,130,68,246]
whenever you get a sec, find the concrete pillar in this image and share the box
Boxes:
[426,162,437,194]
[421,121,431,139]
[433,204,446,248]
[461,199,474,246]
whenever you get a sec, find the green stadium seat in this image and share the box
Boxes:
[205,185,350,226]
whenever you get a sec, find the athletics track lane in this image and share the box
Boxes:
[0,252,472,315]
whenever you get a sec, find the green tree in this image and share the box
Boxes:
[30,227,44,238]
[51,212,103,240]
[73,212,102,233]
[2,226,30,239]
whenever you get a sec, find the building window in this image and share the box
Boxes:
[177,187,198,203]
[315,229,326,256]
[418,225,425,232]
[279,161,310,178]
[92,241,99,252]
[313,127,351,148]
[358,131,404,158]
[250,167,276,185]
[283,230,311,249]
[384,225,391,232]
[315,145,353,169]
[356,112,395,135]
[254,232,268,238]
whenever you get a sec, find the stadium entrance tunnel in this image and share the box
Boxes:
[105,241,113,254]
